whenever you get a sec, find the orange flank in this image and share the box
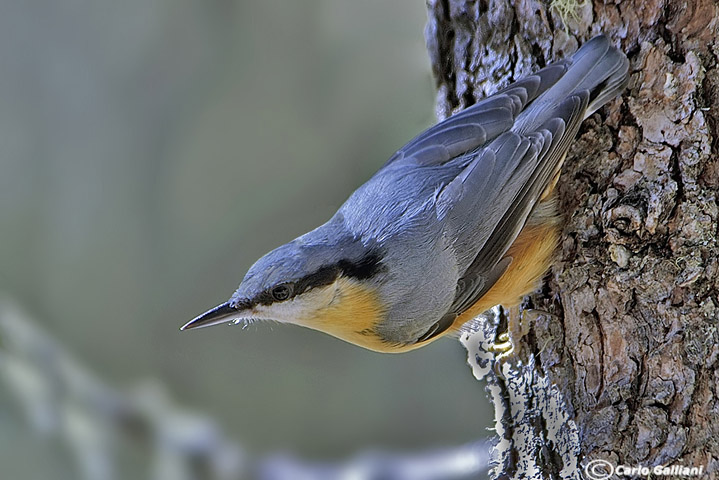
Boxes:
[452,211,560,331]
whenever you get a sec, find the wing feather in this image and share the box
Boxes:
[382,62,571,169]
[372,36,628,324]
[446,93,587,317]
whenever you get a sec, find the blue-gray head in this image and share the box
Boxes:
[181,221,392,350]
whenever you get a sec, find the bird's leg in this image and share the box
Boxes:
[488,305,520,359]
[488,305,537,361]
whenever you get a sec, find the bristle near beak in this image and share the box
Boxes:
[180,302,238,331]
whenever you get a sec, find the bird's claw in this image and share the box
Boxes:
[488,331,515,356]
[489,306,545,375]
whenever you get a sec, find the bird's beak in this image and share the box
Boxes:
[180,302,238,331]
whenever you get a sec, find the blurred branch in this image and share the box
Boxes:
[0,297,490,480]
[0,296,245,480]
[258,443,489,480]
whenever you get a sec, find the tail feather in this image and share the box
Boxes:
[515,35,629,132]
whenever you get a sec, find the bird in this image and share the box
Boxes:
[181,35,629,353]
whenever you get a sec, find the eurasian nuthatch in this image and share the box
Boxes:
[181,35,628,353]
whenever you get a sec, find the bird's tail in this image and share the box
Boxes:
[516,35,629,131]
[569,35,629,117]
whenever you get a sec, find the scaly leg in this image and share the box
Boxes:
[488,305,539,362]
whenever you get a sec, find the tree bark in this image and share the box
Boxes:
[426,0,719,478]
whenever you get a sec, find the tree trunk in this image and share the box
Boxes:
[426,1,719,478]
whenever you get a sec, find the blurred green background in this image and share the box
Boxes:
[0,0,491,476]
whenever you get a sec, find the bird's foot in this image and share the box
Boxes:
[488,330,515,358]
[489,306,544,373]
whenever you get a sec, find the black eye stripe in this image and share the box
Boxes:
[254,291,275,306]
[294,265,340,295]
[336,253,383,280]
[248,252,384,307]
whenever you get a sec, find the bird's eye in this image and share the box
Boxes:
[271,284,292,301]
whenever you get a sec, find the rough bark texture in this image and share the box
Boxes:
[426,0,719,477]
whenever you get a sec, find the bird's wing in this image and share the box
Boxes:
[381,62,570,169]
[442,95,585,316]
[441,36,628,317]
[412,93,586,347]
